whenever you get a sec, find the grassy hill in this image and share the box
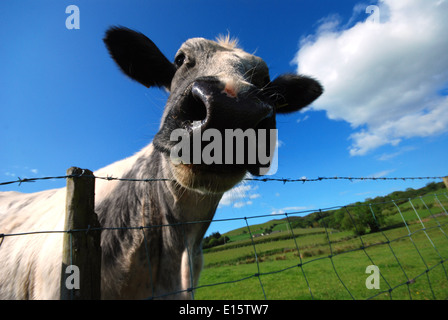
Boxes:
[215,181,447,245]
[195,181,448,300]
[220,216,303,242]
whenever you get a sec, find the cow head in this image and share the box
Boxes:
[104,27,323,193]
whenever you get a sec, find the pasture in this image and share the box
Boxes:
[195,191,448,300]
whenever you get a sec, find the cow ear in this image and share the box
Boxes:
[269,74,323,114]
[103,26,176,90]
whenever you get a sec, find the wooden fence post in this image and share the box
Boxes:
[443,177,448,191]
[60,167,101,300]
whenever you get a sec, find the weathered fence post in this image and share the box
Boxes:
[443,176,448,191]
[60,167,101,300]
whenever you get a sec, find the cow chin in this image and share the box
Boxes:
[171,163,246,194]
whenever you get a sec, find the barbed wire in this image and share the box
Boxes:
[245,175,447,183]
[0,173,446,187]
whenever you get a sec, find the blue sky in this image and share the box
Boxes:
[1,0,447,236]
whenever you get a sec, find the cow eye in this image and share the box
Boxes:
[175,53,186,68]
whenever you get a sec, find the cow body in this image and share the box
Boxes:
[0,145,220,299]
[0,27,322,299]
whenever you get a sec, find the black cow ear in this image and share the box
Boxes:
[103,26,176,90]
[269,74,323,114]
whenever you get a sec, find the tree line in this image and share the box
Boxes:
[203,232,230,249]
[291,181,445,235]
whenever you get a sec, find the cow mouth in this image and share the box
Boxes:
[170,114,276,186]
[178,162,250,182]
[168,116,276,194]
[172,162,247,194]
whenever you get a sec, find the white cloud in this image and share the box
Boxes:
[369,169,395,178]
[219,184,260,208]
[233,201,253,208]
[294,0,448,156]
[377,146,416,161]
[296,115,309,124]
[277,140,285,148]
[3,167,39,178]
[271,206,310,215]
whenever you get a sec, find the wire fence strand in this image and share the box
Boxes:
[1,173,446,187]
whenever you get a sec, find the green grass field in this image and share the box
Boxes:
[194,192,448,300]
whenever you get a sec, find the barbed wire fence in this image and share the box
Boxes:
[1,170,448,300]
[1,173,446,186]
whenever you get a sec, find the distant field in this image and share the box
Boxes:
[194,192,448,300]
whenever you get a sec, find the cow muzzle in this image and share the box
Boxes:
[169,77,277,180]
[181,77,274,133]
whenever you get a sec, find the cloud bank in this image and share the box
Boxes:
[294,0,448,156]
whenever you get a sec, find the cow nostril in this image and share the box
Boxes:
[181,89,208,129]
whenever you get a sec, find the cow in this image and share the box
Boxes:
[0,27,322,299]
